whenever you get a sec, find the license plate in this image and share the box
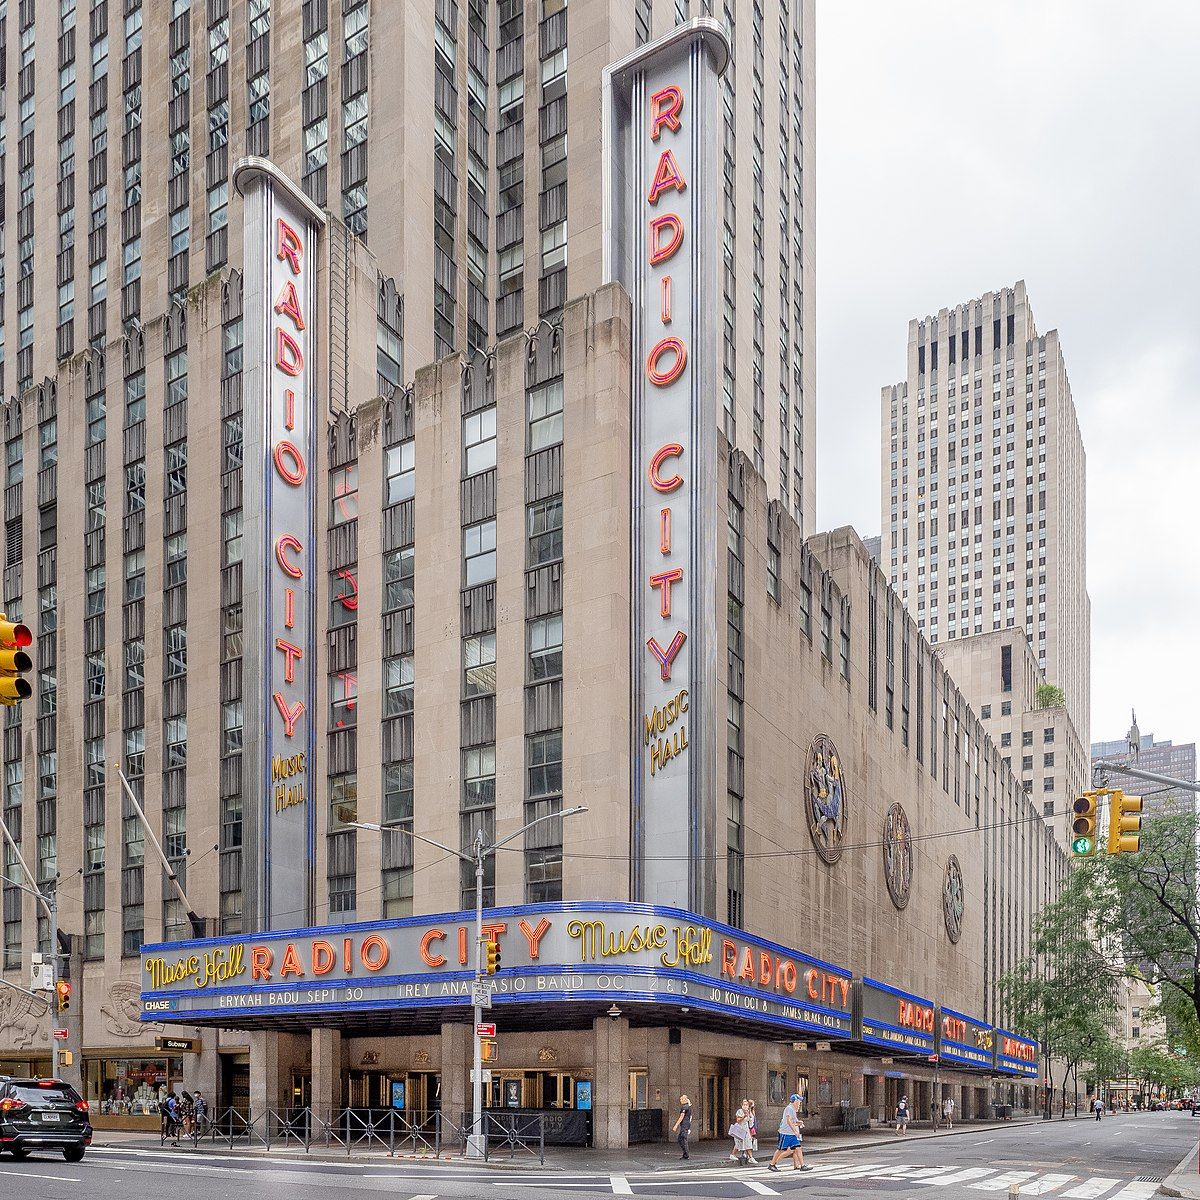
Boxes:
[41,1112,61,1122]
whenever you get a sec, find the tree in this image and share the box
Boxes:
[1036,683,1065,708]
[1100,812,1200,1034]
[1000,866,1120,1117]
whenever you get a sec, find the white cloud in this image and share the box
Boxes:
[816,0,1200,750]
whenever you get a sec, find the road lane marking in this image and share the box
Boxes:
[1019,1174,1077,1194]
[1061,1184,1119,1199]
[1108,1186,1160,1199]
[611,1175,633,1195]
[969,1171,1039,1191]
[927,1168,1000,1187]
[974,1138,995,1144]
[742,1184,781,1196]
[3,1169,81,1182]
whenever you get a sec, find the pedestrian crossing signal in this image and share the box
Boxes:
[1107,790,1143,855]
[1071,793,1097,857]
[0,615,32,707]
[480,1038,497,1063]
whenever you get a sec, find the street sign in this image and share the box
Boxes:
[928,1054,939,1063]
[475,1023,496,1038]
[53,1028,68,1040]
[471,984,494,1009]
[155,1036,199,1053]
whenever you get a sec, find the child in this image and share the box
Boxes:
[728,1108,752,1166]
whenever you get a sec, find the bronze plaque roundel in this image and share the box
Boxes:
[805,734,847,864]
[883,802,913,910]
[943,854,965,943]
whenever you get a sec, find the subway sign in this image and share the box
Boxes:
[604,20,729,913]
[234,158,326,930]
[140,902,853,1037]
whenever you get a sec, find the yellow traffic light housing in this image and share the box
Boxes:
[485,940,502,975]
[0,615,32,706]
[1107,789,1143,855]
[480,1038,497,1063]
[56,979,72,1012]
[1071,792,1098,857]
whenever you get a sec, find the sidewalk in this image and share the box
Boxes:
[1161,1137,1200,1200]
[91,1114,1082,1172]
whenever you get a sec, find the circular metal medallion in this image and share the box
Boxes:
[943,854,964,943]
[805,734,847,864]
[883,802,914,909]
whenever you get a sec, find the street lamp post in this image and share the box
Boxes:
[351,804,586,1158]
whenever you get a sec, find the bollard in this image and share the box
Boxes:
[1008,1185,1022,1197]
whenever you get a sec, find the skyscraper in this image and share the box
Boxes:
[1092,731,1197,819]
[881,281,1091,749]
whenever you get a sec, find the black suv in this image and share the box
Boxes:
[0,1078,92,1161]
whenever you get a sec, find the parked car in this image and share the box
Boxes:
[0,1078,92,1161]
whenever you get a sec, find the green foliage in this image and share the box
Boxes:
[1036,683,1066,708]
[999,862,1120,1091]
[1097,812,1200,1029]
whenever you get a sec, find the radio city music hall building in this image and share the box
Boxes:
[0,9,1059,1145]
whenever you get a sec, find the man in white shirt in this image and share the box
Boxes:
[767,1094,813,1173]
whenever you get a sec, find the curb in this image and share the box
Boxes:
[1159,1136,1200,1199]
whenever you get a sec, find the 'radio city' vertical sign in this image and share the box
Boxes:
[234,159,326,930]
[604,20,730,914]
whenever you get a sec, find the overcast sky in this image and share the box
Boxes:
[815,0,1200,755]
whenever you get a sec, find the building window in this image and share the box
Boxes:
[528,498,563,567]
[330,672,358,729]
[85,565,106,616]
[165,442,188,496]
[464,520,497,587]
[165,532,187,587]
[383,762,413,824]
[329,773,358,829]
[330,463,359,525]
[165,350,188,406]
[767,543,781,603]
[385,440,415,505]
[981,705,991,719]
[528,615,563,681]
[528,731,563,800]
[528,380,564,450]
[222,604,243,660]
[384,655,414,716]
[222,510,243,565]
[463,633,497,697]
[330,568,359,629]
[463,407,497,476]
[1043,776,1054,792]
[1001,701,1011,716]
[1000,732,1011,748]
[462,746,496,810]
[798,581,812,638]
[1044,727,1055,743]
[384,547,415,610]
[165,624,187,678]
[125,371,147,425]
[221,701,243,756]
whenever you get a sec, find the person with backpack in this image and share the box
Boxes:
[163,1092,180,1146]
[896,1094,911,1134]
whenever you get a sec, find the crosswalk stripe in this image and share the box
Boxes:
[741,1184,781,1196]
[969,1171,1039,1191]
[610,1175,633,1195]
[1107,1185,1160,1200]
[1019,1174,1078,1194]
[1061,1180,1120,1199]
[814,1163,892,1179]
[928,1169,1003,1187]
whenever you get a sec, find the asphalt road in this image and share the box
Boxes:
[0,1111,1193,1200]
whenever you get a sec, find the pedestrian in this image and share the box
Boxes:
[1093,1097,1103,1122]
[728,1108,751,1166]
[746,1099,759,1162]
[194,1090,208,1135]
[943,1096,954,1128]
[672,1094,692,1160]
[930,1097,938,1129]
[896,1095,910,1134]
[767,1093,812,1173]
[164,1091,180,1145]
[180,1090,195,1138]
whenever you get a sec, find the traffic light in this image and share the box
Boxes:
[485,940,502,975]
[1107,790,1143,856]
[56,980,71,1012]
[480,1038,497,1063]
[1071,792,1098,857]
[0,614,32,706]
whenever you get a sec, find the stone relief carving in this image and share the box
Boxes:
[101,980,165,1039]
[0,986,50,1051]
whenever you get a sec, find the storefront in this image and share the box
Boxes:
[138,901,1037,1147]
[85,1056,184,1119]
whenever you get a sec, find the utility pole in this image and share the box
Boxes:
[351,804,586,1158]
